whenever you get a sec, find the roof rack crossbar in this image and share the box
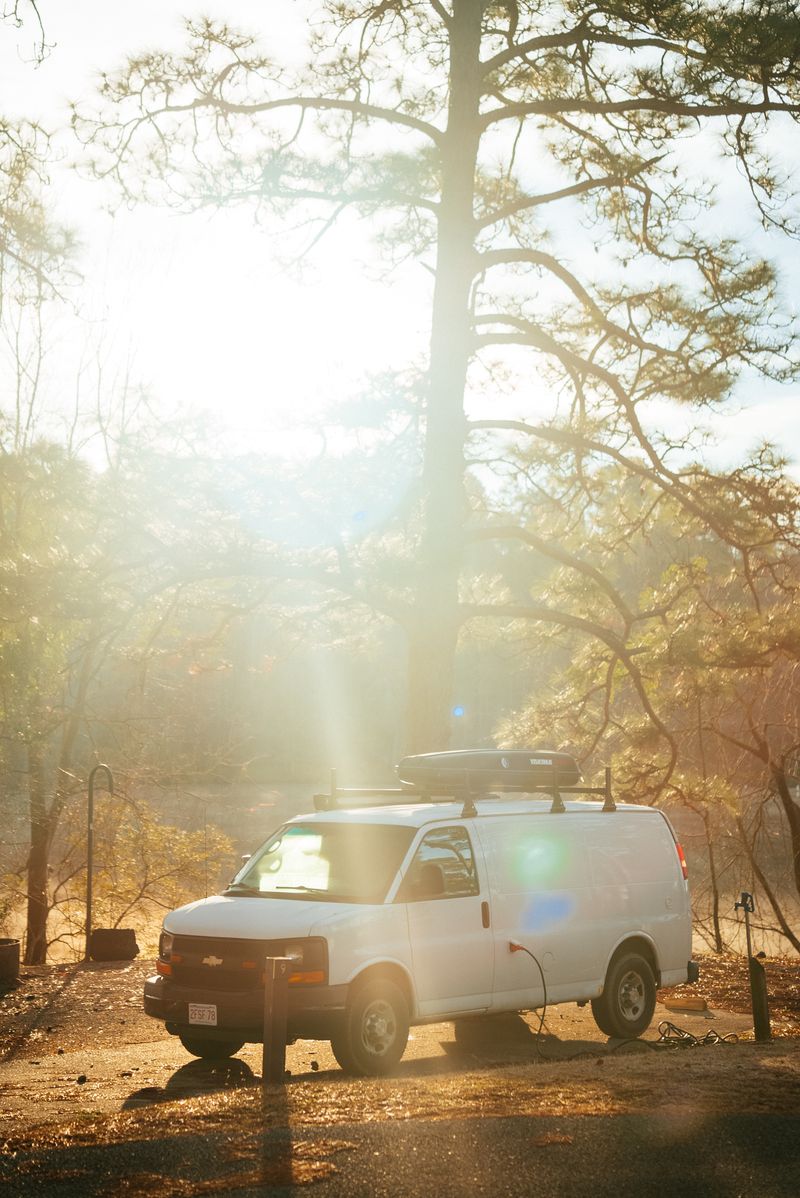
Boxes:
[313,779,616,811]
[314,786,444,811]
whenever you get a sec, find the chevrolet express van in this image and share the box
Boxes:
[144,750,697,1075]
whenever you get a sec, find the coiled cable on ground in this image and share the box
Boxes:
[574,1019,740,1057]
[653,1019,739,1048]
[529,1017,739,1063]
[506,943,740,1059]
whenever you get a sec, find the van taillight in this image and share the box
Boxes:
[676,842,688,880]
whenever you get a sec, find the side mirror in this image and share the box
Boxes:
[241,853,252,864]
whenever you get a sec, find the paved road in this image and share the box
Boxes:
[4,1108,800,1196]
[295,1114,800,1197]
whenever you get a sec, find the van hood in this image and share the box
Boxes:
[163,893,355,940]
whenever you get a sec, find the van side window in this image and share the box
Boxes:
[401,826,479,901]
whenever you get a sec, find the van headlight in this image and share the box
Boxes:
[283,938,327,985]
[158,930,174,961]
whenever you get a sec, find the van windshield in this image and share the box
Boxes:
[227,822,415,903]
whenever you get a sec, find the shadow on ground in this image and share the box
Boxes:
[123,1057,259,1108]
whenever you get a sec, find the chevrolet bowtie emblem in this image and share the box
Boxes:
[202,955,223,967]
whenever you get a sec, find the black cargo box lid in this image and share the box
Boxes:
[396,749,581,792]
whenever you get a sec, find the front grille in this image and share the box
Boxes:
[167,934,327,991]
[171,966,260,992]
[174,935,286,957]
[171,935,283,993]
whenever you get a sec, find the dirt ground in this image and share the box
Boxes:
[2,950,797,1063]
[1,951,798,1194]
[663,952,800,1038]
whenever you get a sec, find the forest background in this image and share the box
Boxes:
[2,0,800,966]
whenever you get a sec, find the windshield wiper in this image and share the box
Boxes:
[225,882,260,893]
[275,884,329,893]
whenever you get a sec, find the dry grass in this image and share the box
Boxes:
[661,952,800,1038]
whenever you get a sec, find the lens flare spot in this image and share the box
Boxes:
[511,833,569,885]
[521,892,576,932]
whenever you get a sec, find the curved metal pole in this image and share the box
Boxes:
[84,765,114,962]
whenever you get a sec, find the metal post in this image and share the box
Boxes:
[602,766,616,812]
[262,956,293,1085]
[735,891,771,1043]
[84,765,114,962]
[736,891,754,959]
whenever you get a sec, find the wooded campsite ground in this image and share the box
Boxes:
[0,954,798,1195]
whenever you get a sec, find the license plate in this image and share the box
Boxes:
[188,1003,217,1026]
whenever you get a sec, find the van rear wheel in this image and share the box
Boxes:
[591,952,656,1039]
[178,1033,245,1060]
[330,977,409,1077]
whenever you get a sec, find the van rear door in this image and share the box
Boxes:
[582,810,691,981]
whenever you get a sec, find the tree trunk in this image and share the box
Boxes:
[736,813,800,954]
[406,0,482,752]
[772,768,800,902]
[704,813,724,953]
[23,640,96,962]
[23,744,49,965]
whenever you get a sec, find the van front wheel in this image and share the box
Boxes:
[591,953,656,1039]
[330,977,409,1077]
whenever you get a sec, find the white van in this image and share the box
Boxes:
[144,750,698,1075]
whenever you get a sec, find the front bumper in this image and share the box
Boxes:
[144,974,348,1043]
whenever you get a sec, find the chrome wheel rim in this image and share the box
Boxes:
[360,998,397,1058]
[618,969,647,1022]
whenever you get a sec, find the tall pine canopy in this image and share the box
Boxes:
[79,1,800,752]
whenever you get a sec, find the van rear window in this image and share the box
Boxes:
[228,822,415,903]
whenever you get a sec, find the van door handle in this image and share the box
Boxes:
[481,901,490,929]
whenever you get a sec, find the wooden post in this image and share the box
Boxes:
[736,893,771,1043]
[262,956,293,1085]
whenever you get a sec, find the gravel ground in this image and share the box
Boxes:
[0,952,798,1195]
[2,951,797,1065]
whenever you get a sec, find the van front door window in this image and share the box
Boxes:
[403,826,479,900]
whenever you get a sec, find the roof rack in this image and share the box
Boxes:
[313,752,616,816]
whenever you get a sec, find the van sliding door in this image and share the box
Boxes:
[475,817,599,1009]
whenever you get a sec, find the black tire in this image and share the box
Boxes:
[591,952,656,1039]
[330,977,409,1077]
[178,1033,245,1060]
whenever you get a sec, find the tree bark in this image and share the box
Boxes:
[23,640,96,962]
[23,743,49,965]
[696,701,724,951]
[772,767,800,902]
[406,0,482,752]
[736,813,800,954]
[705,818,724,954]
